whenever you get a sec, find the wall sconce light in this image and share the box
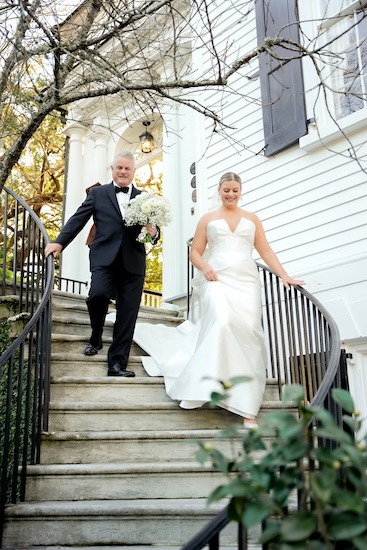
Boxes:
[139,121,154,153]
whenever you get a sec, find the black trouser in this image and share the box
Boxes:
[86,255,144,368]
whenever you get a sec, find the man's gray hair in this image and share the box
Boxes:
[112,151,136,167]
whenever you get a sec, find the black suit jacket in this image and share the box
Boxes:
[56,183,158,275]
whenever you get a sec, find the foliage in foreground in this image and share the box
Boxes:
[196,383,367,549]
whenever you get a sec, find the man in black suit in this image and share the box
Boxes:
[45,151,159,377]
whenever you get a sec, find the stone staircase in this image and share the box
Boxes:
[2,290,287,550]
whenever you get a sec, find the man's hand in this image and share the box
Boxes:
[45,243,63,257]
[145,224,158,239]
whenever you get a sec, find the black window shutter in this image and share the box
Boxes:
[255,0,307,156]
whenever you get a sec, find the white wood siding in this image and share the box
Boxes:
[192,3,367,342]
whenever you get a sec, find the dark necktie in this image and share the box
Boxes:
[115,186,129,194]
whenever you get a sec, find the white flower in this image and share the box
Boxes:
[141,202,152,214]
[125,191,172,242]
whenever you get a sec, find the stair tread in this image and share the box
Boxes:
[2,548,205,550]
[5,498,222,516]
[48,400,291,410]
[51,376,161,384]
[51,353,143,363]
[42,428,242,439]
[26,461,216,475]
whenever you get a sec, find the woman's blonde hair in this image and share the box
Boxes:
[218,172,242,189]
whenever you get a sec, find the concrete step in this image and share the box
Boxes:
[47,398,292,433]
[2,499,242,547]
[50,333,146,356]
[50,353,148,377]
[1,548,260,550]
[50,375,284,405]
[48,400,244,432]
[24,461,227,501]
[40,428,250,464]
[52,310,184,336]
[50,376,174,403]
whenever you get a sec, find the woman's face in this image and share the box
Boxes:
[219,180,241,208]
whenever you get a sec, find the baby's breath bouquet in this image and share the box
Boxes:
[125,191,172,243]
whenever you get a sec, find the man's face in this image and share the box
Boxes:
[111,157,135,187]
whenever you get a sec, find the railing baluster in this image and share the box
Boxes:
[0,186,54,544]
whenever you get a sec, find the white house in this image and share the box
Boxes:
[59,0,367,433]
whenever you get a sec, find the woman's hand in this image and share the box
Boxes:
[281,275,305,290]
[203,264,218,281]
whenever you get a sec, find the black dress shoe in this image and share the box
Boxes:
[107,363,135,377]
[84,343,103,356]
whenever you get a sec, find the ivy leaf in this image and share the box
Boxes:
[206,484,230,505]
[227,497,245,522]
[332,388,355,414]
[259,520,281,544]
[209,391,228,405]
[328,513,367,539]
[352,533,367,550]
[243,500,271,528]
[282,384,304,404]
[310,469,337,503]
[280,513,317,541]
[341,415,360,433]
[332,488,366,514]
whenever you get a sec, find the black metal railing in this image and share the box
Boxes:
[53,275,162,308]
[54,275,88,294]
[184,239,343,550]
[0,186,54,544]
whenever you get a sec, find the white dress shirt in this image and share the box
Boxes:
[114,183,131,219]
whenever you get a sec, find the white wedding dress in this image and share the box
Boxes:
[133,218,267,419]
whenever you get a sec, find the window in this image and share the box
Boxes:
[318,0,367,120]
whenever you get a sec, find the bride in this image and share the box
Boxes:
[134,172,304,427]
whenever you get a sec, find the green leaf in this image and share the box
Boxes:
[259,520,282,544]
[227,497,244,522]
[328,513,367,539]
[282,384,305,404]
[225,478,254,497]
[209,391,228,404]
[342,415,361,433]
[228,375,253,385]
[280,513,317,541]
[195,449,209,464]
[332,388,355,414]
[206,484,230,505]
[332,488,366,514]
[310,470,336,503]
[243,500,271,528]
[352,533,367,550]
[315,426,353,446]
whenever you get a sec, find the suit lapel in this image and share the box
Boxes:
[107,182,121,215]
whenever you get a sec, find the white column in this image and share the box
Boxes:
[60,123,90,288]
[162,107,184,301]
[88,123,111,184]
[162,104,200,303]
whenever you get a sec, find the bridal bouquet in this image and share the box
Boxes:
[125,191,172,243]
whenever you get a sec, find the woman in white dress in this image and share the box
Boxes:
[134,172,304,427]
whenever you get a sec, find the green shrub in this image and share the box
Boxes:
[195,382,367,550]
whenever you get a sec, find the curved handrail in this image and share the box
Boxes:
[256,261,341,408]
[0,186,54,544]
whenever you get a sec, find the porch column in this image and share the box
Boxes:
[60,123,89,288]
[88,122,111,184]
